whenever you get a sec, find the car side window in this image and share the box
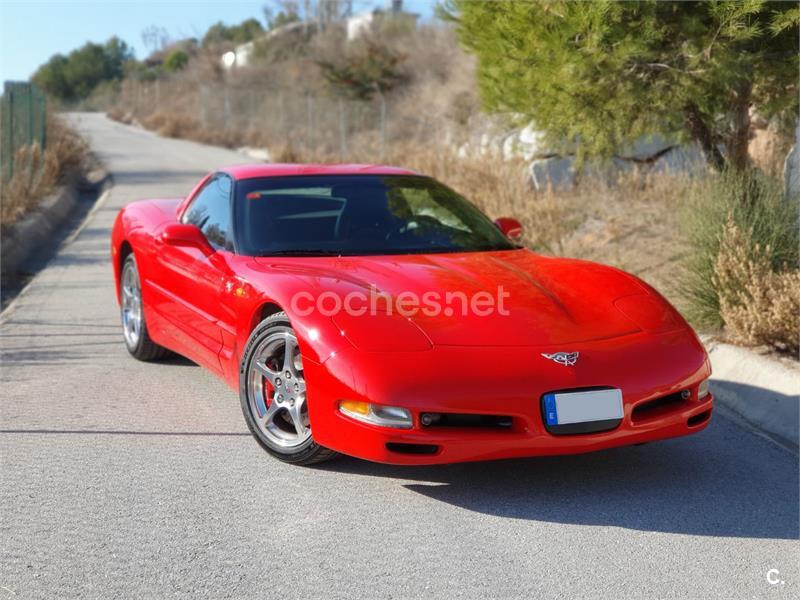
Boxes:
[182,175,234,251]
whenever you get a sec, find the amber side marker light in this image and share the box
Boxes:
[338,400,413,429]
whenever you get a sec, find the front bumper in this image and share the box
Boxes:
[304,329,713,465]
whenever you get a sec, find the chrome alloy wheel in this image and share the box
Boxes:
[121,259,143,348]
[247,331,310,449]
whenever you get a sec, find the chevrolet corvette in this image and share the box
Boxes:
[111,164,713,465]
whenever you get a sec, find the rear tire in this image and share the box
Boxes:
[239,312,338,465]
[120,253,171,361]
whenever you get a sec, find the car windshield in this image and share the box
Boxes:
[234,174,516,256]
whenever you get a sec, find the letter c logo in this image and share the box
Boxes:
[767,569,782,585]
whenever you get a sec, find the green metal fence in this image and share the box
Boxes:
[0,81,47,183]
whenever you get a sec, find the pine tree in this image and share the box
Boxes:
[441,0,799,170]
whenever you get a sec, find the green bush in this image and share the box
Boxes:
[202,18,264,48]
[164,50,189,72]
[317,40,406,101]
[680,170,799,329]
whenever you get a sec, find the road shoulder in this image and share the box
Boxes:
[706,337,799,452]
[1,166,110,310]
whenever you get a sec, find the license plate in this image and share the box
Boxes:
[543,389,623,426]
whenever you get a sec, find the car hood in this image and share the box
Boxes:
[252,249,665,347]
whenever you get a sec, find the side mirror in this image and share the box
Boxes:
[494,217,524,243]
[161,223,214,256]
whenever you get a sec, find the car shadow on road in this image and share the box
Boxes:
[316,415,799,540]
[0,314,200,369]
[159,354,198,367]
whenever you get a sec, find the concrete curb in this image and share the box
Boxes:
[1,168,110,281]
[1,183,79,276]
[705,338,799,451]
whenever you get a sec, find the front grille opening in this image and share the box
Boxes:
[688,409,712,427]
[631,391,686,423]
[419,413,513,430]
[386,442,439,455]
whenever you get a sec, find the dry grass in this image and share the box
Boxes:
[134,109,272,150]
[142,111,205,140]
[714,217,799,354]
[106,106,134,125]
[0,114,89,226]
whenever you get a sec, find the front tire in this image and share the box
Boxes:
[120,254,171,361]
[239,312,338,465]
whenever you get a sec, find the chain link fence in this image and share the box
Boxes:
[1,82,47,183]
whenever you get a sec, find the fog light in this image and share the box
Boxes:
[420,413,441,427]
[339,400,412,429]
[698,379,710,400]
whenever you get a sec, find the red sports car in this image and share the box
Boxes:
[111,164,713,465]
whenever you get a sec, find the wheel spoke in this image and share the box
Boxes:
[282,336,297,374]
[288,405,306,437]
[262,400,281,425]
[253,359,280,385]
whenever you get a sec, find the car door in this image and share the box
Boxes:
[153,174,235,374]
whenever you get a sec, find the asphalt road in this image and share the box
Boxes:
[1,113,797,600]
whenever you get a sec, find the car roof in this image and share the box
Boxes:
[219,163,418,180]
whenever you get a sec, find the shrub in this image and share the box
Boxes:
[202,18,264,48]
[714,217,799,353]
[164,50,189,72]
[680,169,799,331]
[317,39,406,101]
[0,113,89,225]
[142,111,201,139]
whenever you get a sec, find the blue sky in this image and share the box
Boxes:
[0,0,436,83]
